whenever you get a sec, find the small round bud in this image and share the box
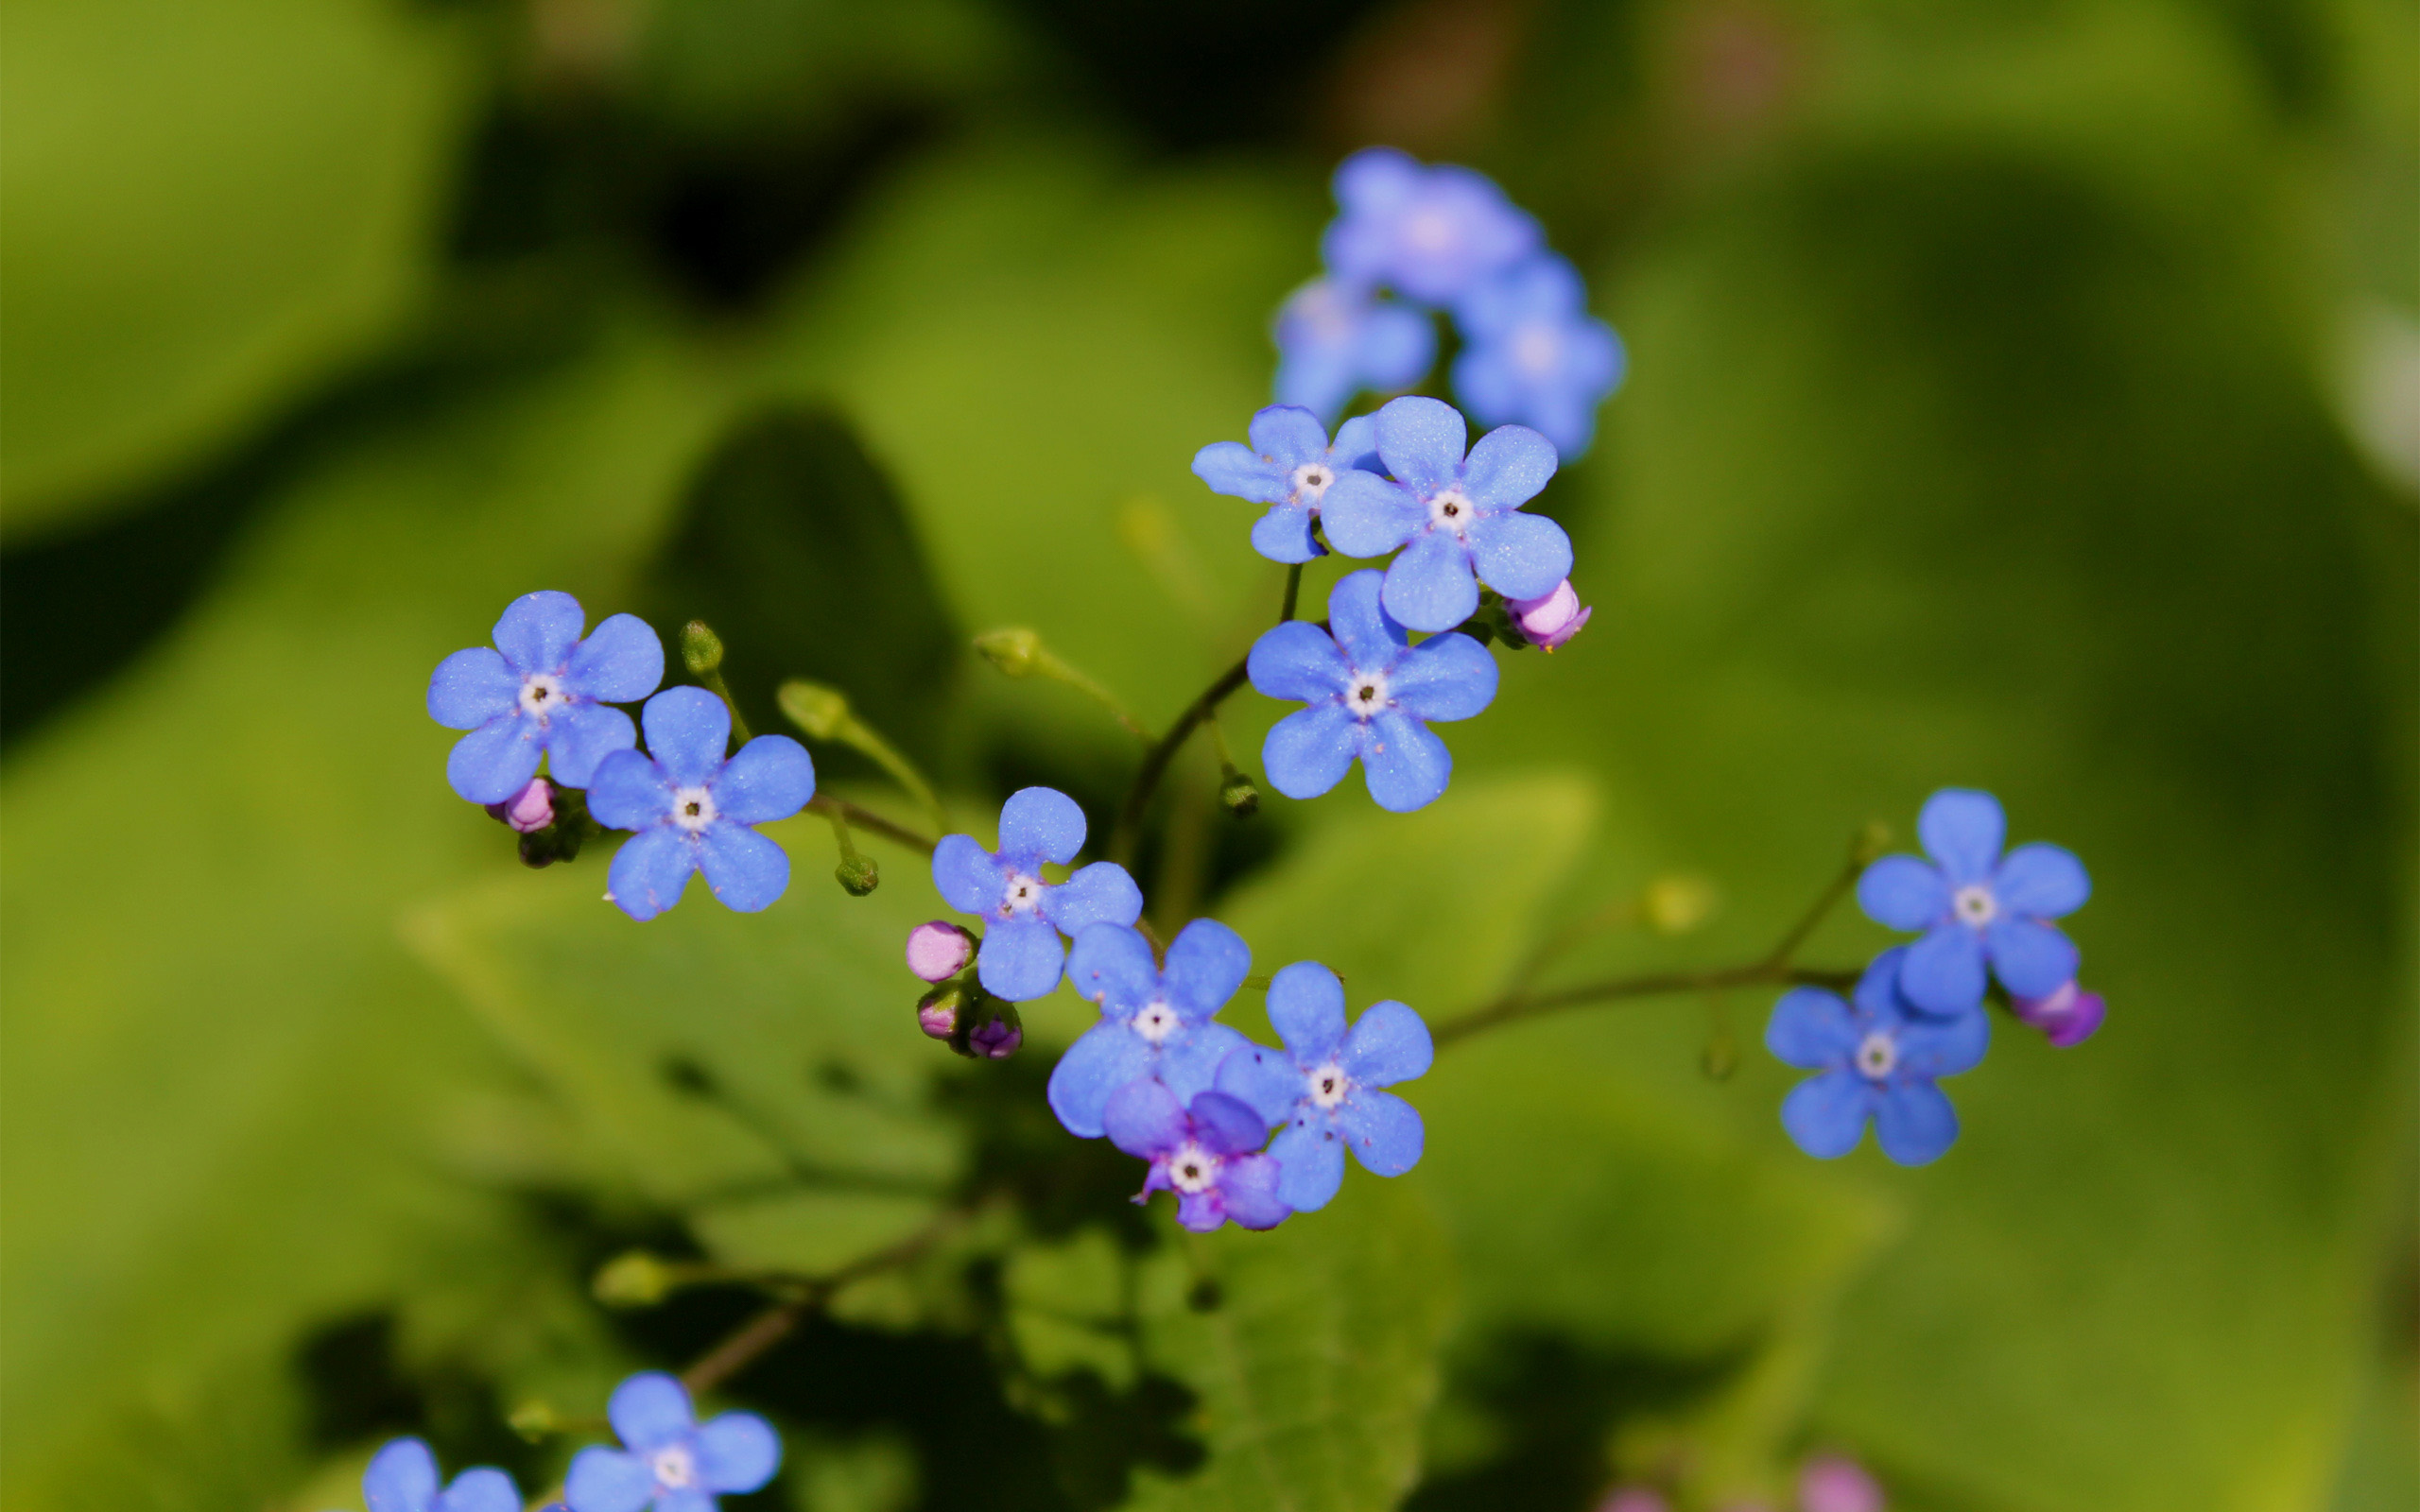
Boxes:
[1219,764,1260,817]
[681,619,726,675]
[1798,1454,1884,1512]
[906,921,974,983]
[917,985,964,1040]
[1640,874,1716,935]
[1700,1024,1738,1080]
[1852,820,1892,866]
[593,1250,673,1308]
[836,854,880,896]
[1506,579,1592,649]
[975,627,1044,677]
[2011,980,2105,1048]
[486,777,556,833]
[968,1001,1024,1059]
[777,679,850,740]
[508,1400,559,1441]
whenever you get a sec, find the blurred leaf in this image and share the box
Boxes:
[0,0,480,530]
[637,0,1024,138]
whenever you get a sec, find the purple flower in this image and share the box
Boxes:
[587,687,816,921]
[565,1372,779,1512]
[1272,279,1437,423]
[1322,146,1541,305]
[358,1437,521,1512]
[427,591,664,804]
[930,787,1143,1002]
[1191,404,1381,564]
[1451,252,1626,458]
[1507,578,1592,649]
[1767,948,1990,1166]
[1857,788,2091,1015]
[2011,979,2106,1048]
[1047,919,1253,1139]
[1104,1080,1289,1233]
[1319,395,1570,632]
[1798,1453,1885,1512]
[905,920,974,983]
[1215,961,1430,1211]
[1248,568,1497,813]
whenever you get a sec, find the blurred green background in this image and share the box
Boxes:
[3,0,2413,1508]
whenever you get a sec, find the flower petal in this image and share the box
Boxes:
[1917,788,2005,883]
[563,1447,653,1512]
[542,701,638,788]
[1372,394,1467,495]
[1765,987,1858,1069]
[1192,439,1287,504]
[1191,1091,1269,1157]
[1857,855,1949,931]
[607,1371,696,1450]
[1217,1153,1292,1229]
[1379,528,1480,633]
[1164,918,1251,1020]
[1780,1071,1874,1159]
[1274,346,1357,421]
[446,714,543,805]
[1331,413,1380,470]
[1262,702,1358,800]
[711,734,815,825]
[641,686,732,787]
[428,646,517,730]
[1899,924,1987,1016]
[932,833,1007,915]
[1874,1080,1961,1166]
[1270,1121,1346,1211]
[1161,1022,1250,1104]
[1338,1086,1425,1177]
[564,612,665,704]
[1340,999,1432,1086]
[1995,842,2090,918]
[698,823,790,913]
[1984,917,2080,999]
[1251,505,1324,564]
[1895,1005,1991,1079]
[1361,709,1453,813]
[998,785,1087,866]
[977,914,1067,1002]
[606,826,700,922]
[1104,1076,1186,1159]
[697,1411,782,1492]
[1356,300,1439,391]
[364,1436,439,1512]
[1064,922,1159,1011]
[585,748,669,831]
[492,591,586,675]
[1042,861,1144,934]
[437,1468,522,1512]
[1852,948,1910,1020]
[1325,569,1405,671]
[1248,620,1351,703]
[1247,404,1331,465]
[1266,960,1347,1060]
[1461,423,1558,509]
[1216,1043,1302,1125]
[1317,469,1421,558]
[1465,508,1572,602]
[1389,630,1496,722]
[1046,1020,1157,1138]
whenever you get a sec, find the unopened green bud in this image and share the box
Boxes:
[1641,874,1717,936]
[1701,1024,1738,1081]
[1219,763,1260,817]
[681,619,725,676]
[836,854,880,896]
[975,627,1044,677]
[1852,820,1892,866]
[508,1400,559,1441]
[778,679,850,740]
[593,1249,674,1308]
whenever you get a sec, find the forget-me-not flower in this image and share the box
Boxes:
[1191,404,1381,564]
[565,1371,779,1512]
[1451,252,1626,458]
[1048,919,1254,1139]
[1319,395,1570,632]
[1321,146,1541,306]
[587,686,815,921]
[1272,278,1437,422]
[931,787,1143,1002]
[351,1437,519,1512]
[427,591,664,804]
[1857,788,2091,1015]
[1215,961,1431,1211]
[1248,568,1496,812]
[1104,1079,1289,1233]
[1766,948,1990,1166]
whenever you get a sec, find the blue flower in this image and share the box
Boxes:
[1214,961,1430,1211]
[931,787,1144,1002]
[427,591,664,804]
[1856,788,2092,1015]
[1321,146,1541,306]
[1766,948,1991,1166]
[1451,252,1626,459]
[565,1371,780,1512]
[354,1436,519,1512]
[1191,404,1382,564]
[1319,395,1570,632]
[1248,568,1496,812]
[1104,1079,1290,1233]
[1272,278,1437,422]
[1047,919,1254,1139]
[587,686,816,921]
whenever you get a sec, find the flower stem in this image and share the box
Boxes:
[1279,561,1304,623]
[804,793,936,855]
[1107,653,1250,867]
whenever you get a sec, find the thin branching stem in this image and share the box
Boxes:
[804,793,936,854]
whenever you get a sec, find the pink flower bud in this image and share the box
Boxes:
[916,987,962,1041]
[2011,980,2106,1048]
[906,920,974,983]
[1595,1490,1670,1512]
[1508,579,1593,648]
[485,778,555,833]
[1799,1453,1884,1512]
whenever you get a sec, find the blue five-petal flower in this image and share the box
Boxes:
[930,787,1144,1002]
[1321,146,1542,307]
[1855,787,2092,1015]
[1191,404,1381,564]
[1214,961,1431,1211]
[587,686,816,921]
[1319,395,1571,632]
[1249,568,1497,813]
[1103,1079,1291,1233]
[426,591,665,804]
[1766,947,1991,1166]
[1048,919,1254,1139]
[1451,251,1626,460]
[357,1436,522,1512]
[1271,278,1438,423]
[565,1371,780,1512]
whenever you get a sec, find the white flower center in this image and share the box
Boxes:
[671,786,717,833]
[1002,872,1044,916]
[1855,1031,1898,1080]
[1953,884,1997,927]
[651,1444,697,1489]
[1167,1141,1219,1194]
[518,672,566,722]
[1305,1062,1350,1109]
[1296,284,1353,341]
[1131,1000,1181,1044]
[1345,669,1391,721]
[1512,322,1561,375]
[1427,488,1476,534]
[1289,461,1336,506]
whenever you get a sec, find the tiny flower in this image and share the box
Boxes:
[1506,578,1592,649]
[930,787,1143,1002]
[355,1436,521,1512]
[1272,278,1438,422]
[1319,395,1570,632]
[1104,1080,1290,1233]
[1451,252,1626,458]
[565,1371,780,1512]
[1248,568,1496,812]
[1799,1453,1885,1512]
[1048,919,1255,1138]
[1215,961,1431,1211]
[905,920,975,982]
[1766,948,1990,1166]
[1191,404,1383,563]
[427,591,665,804]
[967,1003,1024,1059]
[485,776,557,833]
[587,687,816,921]
[2011,979,2106,1048]
[1321,146,1542,306]
[1856,788,2091,1015]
